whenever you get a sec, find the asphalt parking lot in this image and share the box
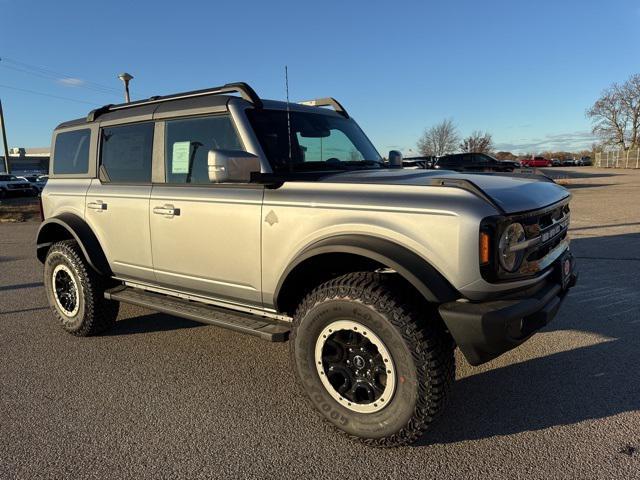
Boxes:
[1,167,638,479]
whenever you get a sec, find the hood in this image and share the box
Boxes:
[321,169,570,214]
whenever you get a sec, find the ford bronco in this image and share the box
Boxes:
[36,82,577,447]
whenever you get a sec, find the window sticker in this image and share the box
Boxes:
[172,141,191,174]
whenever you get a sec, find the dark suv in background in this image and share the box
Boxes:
[434,153,518,172]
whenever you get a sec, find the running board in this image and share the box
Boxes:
[105,286,290,342]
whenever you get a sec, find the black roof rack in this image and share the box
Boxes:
[298,97,349,118]
[86,82,262,122]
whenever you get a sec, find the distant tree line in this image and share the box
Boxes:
[417,120,495,157]
[415,118,593,160]
[416,72,640,159]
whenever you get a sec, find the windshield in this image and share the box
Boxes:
[247,109,382,172]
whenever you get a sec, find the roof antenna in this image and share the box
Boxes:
[285,65,293,171]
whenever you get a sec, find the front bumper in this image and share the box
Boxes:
[439,253,577,366]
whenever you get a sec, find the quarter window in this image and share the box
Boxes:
[100,123,154,183]
[164,115,243,184]
[53,129,91,175]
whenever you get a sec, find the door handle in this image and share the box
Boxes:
[153,204,180,217]
[88,201,107,211]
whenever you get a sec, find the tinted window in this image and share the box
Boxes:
[165,115,242,184]
[53,129,90,174]
[437,156,458,167]
[247,110,381,172]
[100,123,154,183]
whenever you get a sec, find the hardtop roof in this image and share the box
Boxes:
[54,83,347,131]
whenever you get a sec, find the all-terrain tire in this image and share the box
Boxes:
[290,272,455,447]
[43,240,119,336]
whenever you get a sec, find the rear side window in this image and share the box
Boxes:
[53,129,91,174]
[437,156,455,167]
[164,115,242,184]
[100,123,154,183]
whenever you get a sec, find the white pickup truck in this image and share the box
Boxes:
[0,174,38,198]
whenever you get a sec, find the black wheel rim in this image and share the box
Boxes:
[53,266,78,316]
[315,320,396,413]
[323,329,388,404]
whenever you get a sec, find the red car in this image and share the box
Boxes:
[521,156,552,167]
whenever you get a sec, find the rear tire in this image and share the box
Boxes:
[44,240,119,336]
[290,272,455,447]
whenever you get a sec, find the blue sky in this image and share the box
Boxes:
[1,0,639,155]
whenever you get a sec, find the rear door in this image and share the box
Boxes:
[85,121,155,282]
[149,114,264,306]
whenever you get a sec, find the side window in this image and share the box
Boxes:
[296,129,364,162]
[100,123,154,183]
[53,129,91,175]
[164,115,242,184]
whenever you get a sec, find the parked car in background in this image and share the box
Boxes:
[17,174,48,193]
[561,158,576,166]
[402,156,435,169]
[0,174,38,198]
[577,156,592,166]
[521,156,552,168]
[434,153,518,172]
[551,158,561,167]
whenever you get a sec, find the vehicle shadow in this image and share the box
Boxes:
[0,281,43,292]
[540,169,620,180]
[106,312,204,335]
[417,232,640,446]
[562,183,615,189]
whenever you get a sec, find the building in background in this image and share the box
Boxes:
[1,147,49,174]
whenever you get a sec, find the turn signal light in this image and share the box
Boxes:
[480,232,490,265]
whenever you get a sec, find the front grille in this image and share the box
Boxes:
[7,183,30,190]
[480,199,571,283]
[523,203,570,261]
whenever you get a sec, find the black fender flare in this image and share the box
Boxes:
[36,213,111,276]
[274,234,459,308]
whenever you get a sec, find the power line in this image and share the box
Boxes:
[0,83,99,105]
[1,63,118,96]
[0,56,122,96]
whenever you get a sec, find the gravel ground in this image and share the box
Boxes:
[0,167,638,479]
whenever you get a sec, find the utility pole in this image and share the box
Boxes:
[0,99,10,174]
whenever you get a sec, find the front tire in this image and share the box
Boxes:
[290,272,455,447]
[43,240,119,336]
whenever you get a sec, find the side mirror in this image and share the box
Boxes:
[388,150,403,169]
[207,149,261,183]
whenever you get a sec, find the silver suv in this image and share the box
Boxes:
[37,82,577,447]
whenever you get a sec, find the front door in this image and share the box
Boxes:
[85,121,155,283]
[149,114,264,306]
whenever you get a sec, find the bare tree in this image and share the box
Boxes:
[459,131,494,154]
[495,151,517,160]
[587,73,640,150]
[619,74,640,149]
[417,119,459,156]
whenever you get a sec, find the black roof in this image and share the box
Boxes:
[55,82,347,131]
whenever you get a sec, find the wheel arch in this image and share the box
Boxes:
[274,234,459,314]
[36,213,111,276]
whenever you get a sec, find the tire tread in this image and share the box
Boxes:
[46,240,118,336]
[290,271,455,447]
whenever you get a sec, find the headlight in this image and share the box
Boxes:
[498,222,526,272]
